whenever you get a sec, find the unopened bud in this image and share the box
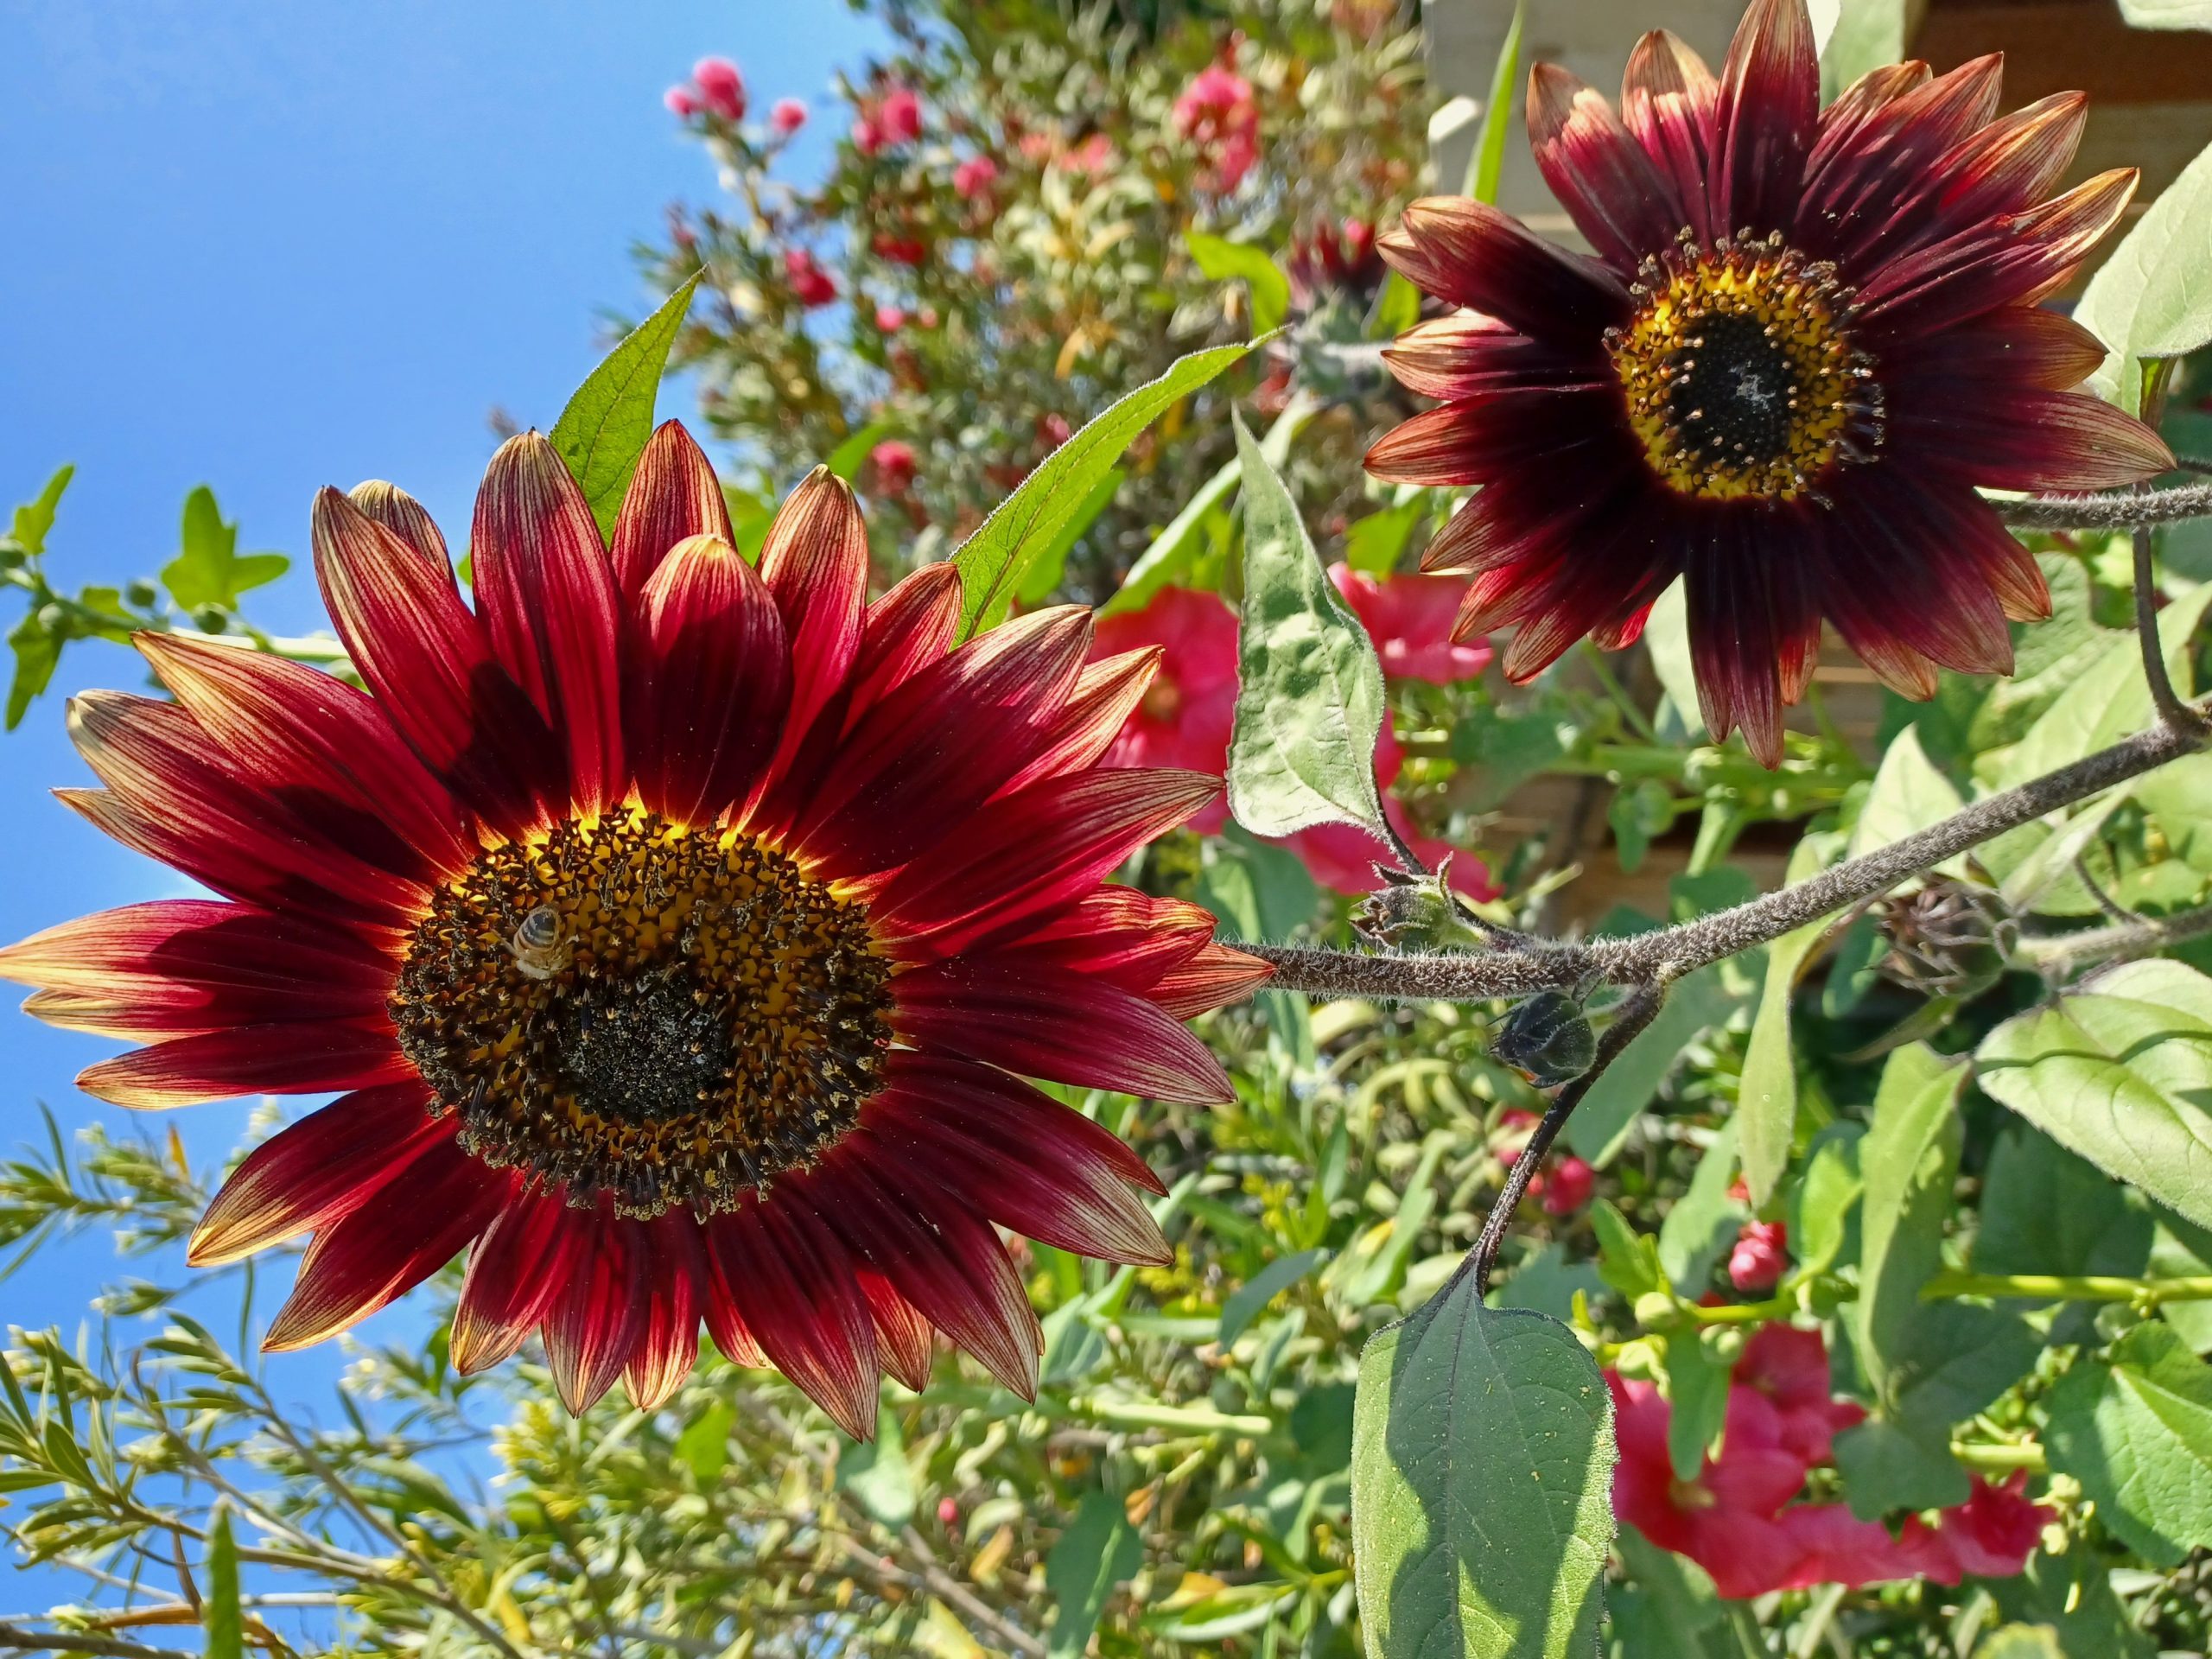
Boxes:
[1491,991,1596,1086]
[1878,879,2018,999]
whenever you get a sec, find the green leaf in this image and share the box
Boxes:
[1017,467,1123,606]
[2135,753,2212,873]
[2121,0,2212,27]
[1990,1547,2159,1659]
[1046,1488,1143,1658]
[1489,1243,1606,1321]
[1220,1247,1329,1347]
[1186,232,1290,335]
[1226,413,1389,842]
[5,611,60,732]
[674,1399,734,1483]
[823,420,893,484]
[2046,1320,2212,1565]
[1465,3,1524,205]
[1351,1280,1614,1659]
[1885,1301,2040,1441]
[1996,582,2212,787]
[1848,727,1963,861]
[1643,580,1703,740]
[1656,1120,1745,1296]
[1974,1628,2065,1659]
[1739,832,1847,1203]
[836,1400,918,1529]
[205,1510,245,1659]
[1818,0,1910,102]
[2077,136,2212,412]
[1344,498,1426,577]
[1665,1330,1732,1483]
[1610,1528,1729,1659]
[1854,1045,1968,1408]
[1589,1198,1665,1300]
[1833,1417,1971,1518]
[161,486,288,612]
[9,465,73,557]
[957,340,1255,639]
[549,272,700,542]
[1789,1122,1865,1278]
[1977,958,2212,1232]
[1105,389,1319,619]
[1976,1123,2153,1281]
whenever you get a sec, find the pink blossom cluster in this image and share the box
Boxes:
[1173,62,1260,191]
[665,56,747,122]
[1613,1327,2050,1599]
[855,85,924,156]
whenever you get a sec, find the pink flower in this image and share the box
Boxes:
[691,56,746,121]
[1611,1376,1809,1600]
[1731,1325,1865,1465]
[1329,563,1491,683]
[1538,1155,1595,1216]
[872,233,927,267]
[1058,132,1118,176]
[874,304,907,334]
[1729,1221,1790,1294]
[1039,413,1073,449]
[664,86,701,118]
[937,1496,960,1527]
[1173,63,1260,191]
[879,85,924,144]
[869,440,917,495]
[1767,1478,2050,1591]
[783,247,837,308]
[1090,588,1494,899]
[953,155,1000,200]
[1936,1473,2051,1578]
[772,98,808,135]
[853,115,886,156]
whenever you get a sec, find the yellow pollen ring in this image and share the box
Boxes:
[1606,234,1880,505]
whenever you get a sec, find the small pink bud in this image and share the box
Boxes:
[937,1497,959,1527]
[879,85,923,144]
[874,304,906,333]
[771,97,808,134]
[1728,1220,1790,1294]
[692,57,746,121]
[1540,1156,1595,1217]
[1040,412,1072,448]
[664,86,701,118]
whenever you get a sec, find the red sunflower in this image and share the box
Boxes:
[0,423,1269,1436]
[1365,0,2175,765]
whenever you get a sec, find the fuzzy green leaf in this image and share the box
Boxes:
[1226,412,1389,842]
[955,340,1254,639]
[1978,958,2212,1232]
[1187,232,1290,334]
[2047,1321,2212,1565]
[1352,1281,1615,1659]
[550,273,700,542]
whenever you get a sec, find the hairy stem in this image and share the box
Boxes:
[2019,902,2212,970]
[2133,523,2209,735]
[1247,711,2206,1003]
[1999,479,2212,531]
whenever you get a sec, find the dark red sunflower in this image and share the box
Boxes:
[1364,0,2175,765]
[0,423,1269,1436]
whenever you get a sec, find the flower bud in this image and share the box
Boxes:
[1540,1155,1595,1216]
[1878,879,2018,999]
[1728,1220,1789,1294]
[1491,991,1596,1087]
[771,98,809,135]
[692,57,747,122]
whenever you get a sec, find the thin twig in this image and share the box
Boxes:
[0,1624,195,1659]
[1999,479,2212,531]
[2070,852,2133,924]
[1466,982,1666,1296]
[830,1532,1047,1659]
[2018,902,2212,970]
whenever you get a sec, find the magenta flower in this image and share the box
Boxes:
[869,440,918,495]
[664,87,701,118]
[692,56,746,122]
[1329,563,1493,683]
[772,98,808,135]
[1173,63,1261,191]
[954,156,1001,200]
[1729,1219,1790,1293]
[879,86,924,145]
[783,248,837,308]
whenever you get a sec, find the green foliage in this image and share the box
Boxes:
[1226,412,1389,842]
[1466,3,1523,205]
[1045,1489,1143,1656]
[2047,1322,2212,1564]
[162,486,288,612]
[953,340,1254,639]
[1185,232,1289,334]
[206,1511,245,1659]
[1352,1277,1614,1659]
[2078,136,2212,412]
[549,272,699,540]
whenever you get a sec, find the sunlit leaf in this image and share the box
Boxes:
[2077,137,2212,412]
[1186,232,1290,334]
[550,272,700,541]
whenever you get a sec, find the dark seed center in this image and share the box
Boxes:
[551,964,736,1127]
[1664,313,1799,466]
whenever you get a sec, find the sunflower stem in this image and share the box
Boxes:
[1997,478,2212,531]
[1243,707,2208,1003]
[2132,520,2210,737]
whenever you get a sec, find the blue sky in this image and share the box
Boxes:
[0,0,887,1550]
